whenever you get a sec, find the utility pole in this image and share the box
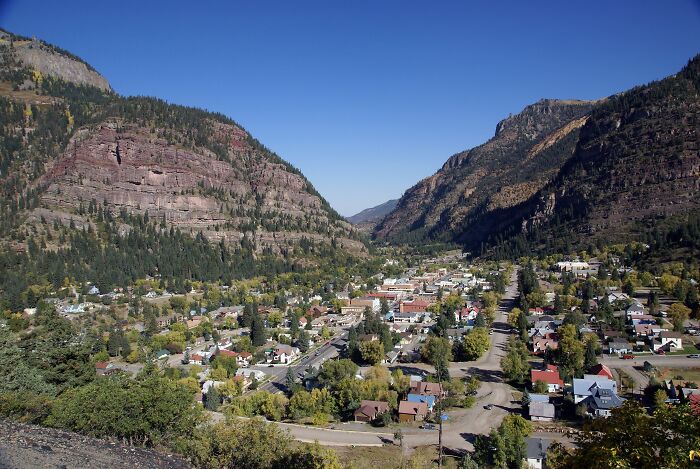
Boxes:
[437,361,443,469]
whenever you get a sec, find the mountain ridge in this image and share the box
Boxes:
[347,198,399,224]
[0,28,366,263]
[375,55,700,259]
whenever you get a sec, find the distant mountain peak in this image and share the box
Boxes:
[347,199,399,225]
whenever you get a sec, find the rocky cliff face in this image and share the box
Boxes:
[374,99,596,245]
[0,29,364,257]
[511,55,700,251]
[0,29,111,91]
[34,120,363,253]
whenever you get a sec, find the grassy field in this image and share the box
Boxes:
[657,367,700,386]
[334,445,462,469]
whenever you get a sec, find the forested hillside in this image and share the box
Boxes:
[0,28,366,310]
[487,54,700,259]
[376,55,700,261]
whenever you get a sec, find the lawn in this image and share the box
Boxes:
[667,341,700,355]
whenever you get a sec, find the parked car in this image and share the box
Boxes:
[420,423,436,430]
[622,354,635,360]
[688,354,700,358]
[484,404,493,410]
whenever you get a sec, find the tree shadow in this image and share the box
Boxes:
[465,367,504,383]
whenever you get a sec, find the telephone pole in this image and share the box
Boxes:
[437,361,443,469]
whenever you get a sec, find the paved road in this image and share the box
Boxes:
[254,330,350,393]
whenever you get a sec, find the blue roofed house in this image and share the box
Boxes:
[582,386,624,417]
[573,377,618,404]
[407,393,436,411]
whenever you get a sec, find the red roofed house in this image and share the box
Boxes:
[588,364,614,380]
[95,361,115,376]
[409,381,445,398]
[400,299,431,313]
[531,365,565,393]
[398,400,428,423]
[690,394,700,417]
[353,400,390,423]
[190,353,205,365]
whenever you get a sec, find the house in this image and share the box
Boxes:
[634,323,654,338]
[626,302,646,317]
[529,401,555,422]
[524,438,552,469]
[530,365,564,393]
[217,349,252,367]
[532,337,559,355]
[353,400,390,422]
[407,393,437,411]
[88,285,100,295]
[398,400,428,422]
[272,344,299,364]
[298,316,308,328]
[588,364,614,379]
[95,361,115,376]
[393,312,422,323]
[653,331,683,352]
[385,350,400,364]
[608,339,632,355]
[409,381,444,398]
[236,351,252,367]
[582,386,624,417]
[190,353,205,365]
[155,349,170,360]
[573,377,618,404]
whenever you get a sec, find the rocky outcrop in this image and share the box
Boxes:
[0,419,192,469]
[0,29,111,91]
[374,99,596,245]
[35,120,363,254]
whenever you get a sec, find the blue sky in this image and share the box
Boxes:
[2,1,700,216]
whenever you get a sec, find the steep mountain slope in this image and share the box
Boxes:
[376,55,700,258]
[0,28,364,261]
[490,54,700,257]
[374,99,597,245]
[347,199,399,224]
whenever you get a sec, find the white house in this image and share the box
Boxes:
[524,438,551,469]
[271,344,299,364]
[653,331,683,352]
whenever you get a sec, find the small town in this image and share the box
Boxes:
[10,246,698,468]
[1,3,699,468]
